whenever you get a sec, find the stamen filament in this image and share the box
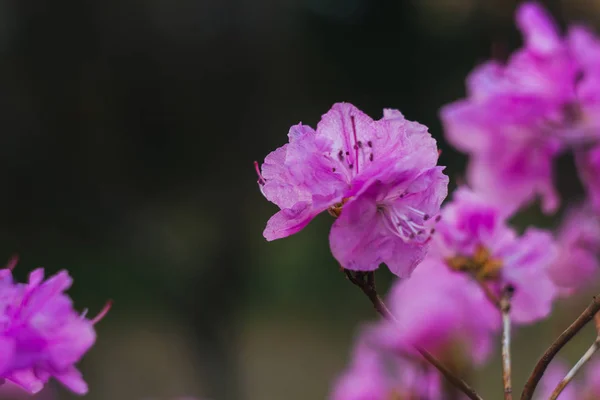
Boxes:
[91,300,113,325]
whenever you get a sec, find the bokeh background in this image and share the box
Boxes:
[0,0,598,399]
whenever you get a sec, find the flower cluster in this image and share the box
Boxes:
[331,188,559,398]
[255,2,600,400]
[441,2,600,214]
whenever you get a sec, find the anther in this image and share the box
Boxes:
[367,141,373,147]
[332,167,336,172]
[435,215,442,222]
[369,154,374,161]
[350,115,360,175]
[254,161,266,185]
[357,141,363,148]
[338,150,344,160]
[349,164,354,169]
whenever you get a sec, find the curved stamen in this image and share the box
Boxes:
[90,299,113,325]
[380,204,434,243]
[254,161,266,185]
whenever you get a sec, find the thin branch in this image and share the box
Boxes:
[344,270,483,400]
[500,291,512,400]
[520,295,600,400]
[549,338,600,400]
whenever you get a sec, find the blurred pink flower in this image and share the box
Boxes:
[431,188,558,324]
[372,257,497,365]
[440,2,600,214]
[581,358,600,398]
[0,381,54,399]
[549,203,600,290]
[330,334,442,400]
[533,358,600,400]
[534,360,577,400]
[257,103,448,277]
[0,268,102,395]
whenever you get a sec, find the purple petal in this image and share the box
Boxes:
[516,2,562,56]
[263,202,316,241]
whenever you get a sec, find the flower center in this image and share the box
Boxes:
[446,244,503,280]
[378,204,438,243]
[386,389,405,400]
[327,198,350,218]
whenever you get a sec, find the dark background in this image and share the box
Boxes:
[0,1,597,399]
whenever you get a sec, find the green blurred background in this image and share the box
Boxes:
[0,0,598,399]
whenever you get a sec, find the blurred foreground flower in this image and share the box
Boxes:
[256,102,448,277]
[331,334,443,400]
[0,266,106,395]
[441,2,600,214]
[0,381,54,399]
[372,257,497,365]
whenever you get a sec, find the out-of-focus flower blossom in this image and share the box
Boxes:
[0,268,103,395]
[533,358,600,400]
[330,334,442,400]
[373,257,497,365]
[581,359,600,398]
[431,188,558,324]
[257,103,448,277]
[0,381,54,399]
[549,203,600,291]
[534,360,577,400]
[440,2,600,214]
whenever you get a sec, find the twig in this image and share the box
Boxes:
[520,295,600,400]
[549,338,600,400]
[344,270,484,400]
[500,290,512,400]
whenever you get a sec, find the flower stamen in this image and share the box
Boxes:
[254,161,266,186]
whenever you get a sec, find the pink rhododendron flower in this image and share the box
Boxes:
[0,381,54,399]
[440,2,600,214]
[257,103,448,276]
[581,359,600,398]
[549,203,600,290]
[534,358,600,399]
[0,268,103,395]
[431,188,558,324]
[372,257,497,365]
[330,335,442,400]
[534,361,577,400]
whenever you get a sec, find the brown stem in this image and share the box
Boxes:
[520,295,600,400]
[344,270,483,400]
